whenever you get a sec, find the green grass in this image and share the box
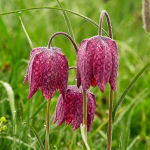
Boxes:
[0,0,150,149]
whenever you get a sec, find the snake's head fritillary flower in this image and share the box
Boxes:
[53,85,96,132]
[77,36,118,92]
[24,47,68,100]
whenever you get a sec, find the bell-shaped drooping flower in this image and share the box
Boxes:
[24,47,68,100]
[53,85,96,132]
[77,35,118,92]
[77,10,118,93]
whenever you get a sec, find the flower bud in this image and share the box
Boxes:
[1,117,6,124]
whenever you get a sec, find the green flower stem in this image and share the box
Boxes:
[46,100,51,150]
[83,90,87,141]
[0,7,108,36]
[107,87,113,150]
[99,10,113,150]
[48,32,78,54]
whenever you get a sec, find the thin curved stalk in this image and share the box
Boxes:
[46,100,51,150]
[99,10,112,38]
[48,32,78,54]
[98,10,113,150]
[56,0,75,41]
[0,7,108,36]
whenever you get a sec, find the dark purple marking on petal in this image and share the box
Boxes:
[57,53,68,99]
[93,37,105,92]
[77,38,97,91]
[91,74,97,87]
[81,38,96,91]
[40,50,59,100]
[24,47,45,85]
[53,94,65,126]
[53,85,96,132]
[77,39,89,89]
[101,38,112,90]
[87,91,96,132]
[25,46,69,100]
[28,51,44,99]
[92,36,113,92]
[102,37,119,91]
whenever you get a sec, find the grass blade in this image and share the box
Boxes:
[127,136,140,150]
[0,81,15,123]
[0,135,35,149]
[113,88,149,126]
[0,7,108,36]
[0,80,16,149]
[29,100,47,119]
[80,125,91,150]
[112,62,150,122]
[19,117,22,150]
[124,110,132,150]
[22,122,45,150]
[19,16,33,49]
[56,0,75,41]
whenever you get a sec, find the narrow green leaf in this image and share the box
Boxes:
[113,88,149,126]
[112,62,150,122]
[22,122,45,150]
[56,0,75,41]
[80,125,91,150]
[19,117,22,150]
[92,119,108,137]
[119,133,122,150]
[0,80,16,149]
[0,81,15,122]
[0,136,35,149]
[19,16,33,49]
[0,7,108,36]
[30,100,47,119]
[87,131,93,149]
[124,110,132,150]
[127,136,140,150]
[69,131,75,150]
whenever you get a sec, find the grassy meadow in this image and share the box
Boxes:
[0,0,150,149]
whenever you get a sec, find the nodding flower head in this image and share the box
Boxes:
[24,47,68,100]
[77,36,118,92]
[53,85,96,132]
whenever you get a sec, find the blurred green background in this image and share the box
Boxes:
[0,0,150,149]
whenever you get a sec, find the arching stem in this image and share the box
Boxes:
[98,10,112,38]
[46,100,51,150]
[47,32,78,54]
[99,10,113,150]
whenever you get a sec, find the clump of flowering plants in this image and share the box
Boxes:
[1,2,150,150]
[23,10,118,150]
